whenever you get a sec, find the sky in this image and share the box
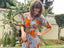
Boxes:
[17,0,64,14]
[52,0,64,14]
[17,0,24,3]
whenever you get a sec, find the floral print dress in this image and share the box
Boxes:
[21,12,52,48]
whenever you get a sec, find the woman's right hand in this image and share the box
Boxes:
[21,32,27,41]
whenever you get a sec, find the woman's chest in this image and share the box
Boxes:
[25,16,41,28]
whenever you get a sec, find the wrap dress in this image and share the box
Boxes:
[21,12,52,48]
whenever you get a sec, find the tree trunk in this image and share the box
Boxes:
[58,27,61,43]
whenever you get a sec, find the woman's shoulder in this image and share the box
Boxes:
[39,15,46,20]
[23,12,30,19]
[23,12,30,16]
[39,14,45,19]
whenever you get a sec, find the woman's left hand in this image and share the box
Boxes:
[34,31,41,36]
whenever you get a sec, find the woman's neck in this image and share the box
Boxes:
[29,12,36,21]
[30,15,34,21]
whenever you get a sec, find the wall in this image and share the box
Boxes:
[0,8,64,40]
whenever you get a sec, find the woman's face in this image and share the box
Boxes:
[33,8,40,16]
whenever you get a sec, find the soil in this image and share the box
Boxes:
[50,40,64,45]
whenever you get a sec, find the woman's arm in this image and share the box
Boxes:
[40,15,52,36]
[21,13,25,33]
[21,14,27,41]
[35,28,51,36]
[21,26,24,33]
[35,15,52,36]
[40,28,51,36]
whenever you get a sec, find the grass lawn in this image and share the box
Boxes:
[0,45,64,48]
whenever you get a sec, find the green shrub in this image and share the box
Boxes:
[61,36,64,41]
[55,14,64,27]
[1,31,16,47]
[1,32,11,46]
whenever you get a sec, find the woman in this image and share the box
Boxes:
[21,0,52,48]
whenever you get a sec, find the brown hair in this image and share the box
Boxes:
[29,0,45,20]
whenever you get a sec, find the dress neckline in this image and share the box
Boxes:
[29,13,34,21]
[28,12,38,21]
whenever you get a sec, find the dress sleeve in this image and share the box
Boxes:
[21,14,25,28]
[40,15,53,29]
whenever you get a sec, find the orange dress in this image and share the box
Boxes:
[21,12,52,48]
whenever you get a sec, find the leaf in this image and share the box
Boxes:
[11,20,13,24]
[6,9,8,13]
[15,20,18,24]
[0,25,5,29]
[3,25,5,29]
[3,13,7,18]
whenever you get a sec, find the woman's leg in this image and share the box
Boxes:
[32,36,40,48]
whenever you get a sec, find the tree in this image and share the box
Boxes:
[0,0,17,9]
[1,1,32,46]
[40,0,54,14]
[55,14,64,43]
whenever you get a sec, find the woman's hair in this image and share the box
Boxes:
[29,0,45,20]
